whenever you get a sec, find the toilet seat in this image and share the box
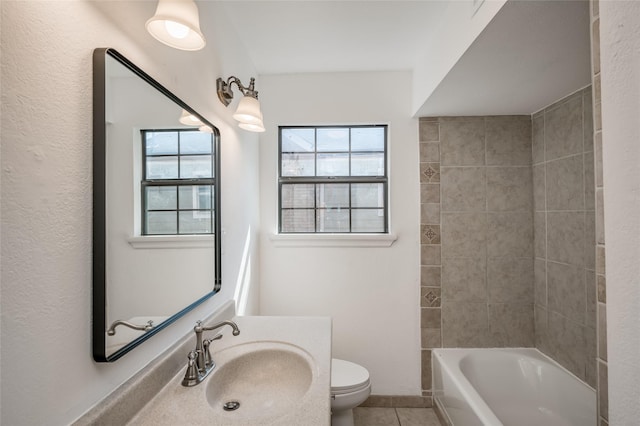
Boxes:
[331,358,370,395]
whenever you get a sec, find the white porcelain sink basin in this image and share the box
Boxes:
[205,341,315,422]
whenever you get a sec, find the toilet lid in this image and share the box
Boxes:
[331,358,370,394]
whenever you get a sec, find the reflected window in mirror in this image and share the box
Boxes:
[142,129,216,235]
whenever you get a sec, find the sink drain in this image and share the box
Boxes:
[223,401,241,411]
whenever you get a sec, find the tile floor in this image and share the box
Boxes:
[353,407,442,426]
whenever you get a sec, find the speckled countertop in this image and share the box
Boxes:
[127,316,332,426]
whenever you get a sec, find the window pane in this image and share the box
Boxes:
[352,209,385,232]
[146,132,178,155]
[179,185,212,210]
[180,155,212,178]
[281,184,314,208]
[281,128,315,152]
[146,186,177,210]
[179,211,212,234]
[317,128,349,152]
[146,211,177,234]
[146,156,178,179]
[351,183,384,208]
[317,153,349,176]
[317,184,349,208]
[317,208,349,232]
[351,127,384,152]
[351,152,384,176]
[180,131,212,154]
[282,153,315,176]
[281,209,315,232]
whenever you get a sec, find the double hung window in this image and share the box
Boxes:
[279,125,388,233]
[141,129,215,235]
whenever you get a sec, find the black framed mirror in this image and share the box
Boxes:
[93,48,221,362]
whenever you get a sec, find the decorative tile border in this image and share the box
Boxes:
[360,394,432,408]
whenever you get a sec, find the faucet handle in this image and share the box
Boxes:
[202,334,223,369]
[181,350,201,387]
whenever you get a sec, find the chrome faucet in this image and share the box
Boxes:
[182,319,240,387]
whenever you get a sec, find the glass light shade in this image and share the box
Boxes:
[146,0,206,51]
[232,95,263,125]
[239,121,266,133]
[199,125,213,133]
[179,109,203,126]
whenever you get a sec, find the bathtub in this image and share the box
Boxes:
[432,348,596,426]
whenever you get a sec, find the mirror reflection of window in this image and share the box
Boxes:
[141,129,215,235]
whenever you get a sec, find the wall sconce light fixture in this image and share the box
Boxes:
[179,109,204,126]
[146,0,206,51]
[217,76,265,133]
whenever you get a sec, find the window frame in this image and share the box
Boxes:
[278,124,389,234]
[141,128,216,236]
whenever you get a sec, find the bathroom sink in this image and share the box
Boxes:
[205,341,315,422]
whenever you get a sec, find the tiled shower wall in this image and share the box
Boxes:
[532,87,597,387]
[419,116,535,395]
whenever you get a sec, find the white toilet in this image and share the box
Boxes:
[330,358,371,426]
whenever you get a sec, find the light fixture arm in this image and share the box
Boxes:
[216,76,259,106]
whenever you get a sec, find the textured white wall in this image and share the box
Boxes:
[258,72,421,395]
[600,1,640,423]
[0,1,260,424]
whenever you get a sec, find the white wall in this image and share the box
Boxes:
[258,72,421,395]
[411,0,507,116]
[0,1,260,424]
[600,1,640,423]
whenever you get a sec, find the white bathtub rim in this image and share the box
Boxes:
[433,347,596,392]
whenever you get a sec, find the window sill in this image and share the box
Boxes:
[268,232,397,248]
[128,235,215,249]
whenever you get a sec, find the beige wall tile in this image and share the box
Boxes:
[421,203,440,225]
[534,259,547,307]
[442,213,487,258]
[532,114,545,164]
[420,142,440,163]
[440,120,485,166]
[441,257,487,302]
[421,266,441,287]
[534,305,550,353]
[421,245,441,266]
[360,396,393,408]
[488,303,534,347]
[585,324,597,388]
[421,350,432,390]
[532,164,546,212]
[596,188,605,245]
[487,212,533,257]
[597,275,606,303]
[486,167,533,212]
[420,183,440,204]
[595,132,603,187]
[586,212,596,270]
[545,94,584,160]
[421,308,441,329]
[419,120,440,142]
[392,397,432,409]
[592,19,600,75]
[598,360,608,420]
[548,311,587,380]
[546,212,585,266]
[547,261,586,323]
[421,225,441,245]
[487,257,534,303]
[421,328,442,349]
[421,287,441,308]
[440,167,486,212]
[583,88,594,152]
[584,152,596,210]
[420,162,440,183]
[442,302,489,347]
[586,271,597,329]
[534,212,546,258]
[485,116,532,166]
[598,303,607,362]
[546,155,584,211]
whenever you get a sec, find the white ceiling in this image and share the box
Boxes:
[219,1,449,74]
[217,0,592,116]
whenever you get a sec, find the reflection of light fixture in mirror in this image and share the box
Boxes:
[217,76,265,133]
[179,109,203,126]
[146,0,206,51]
[199,125,213,133]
